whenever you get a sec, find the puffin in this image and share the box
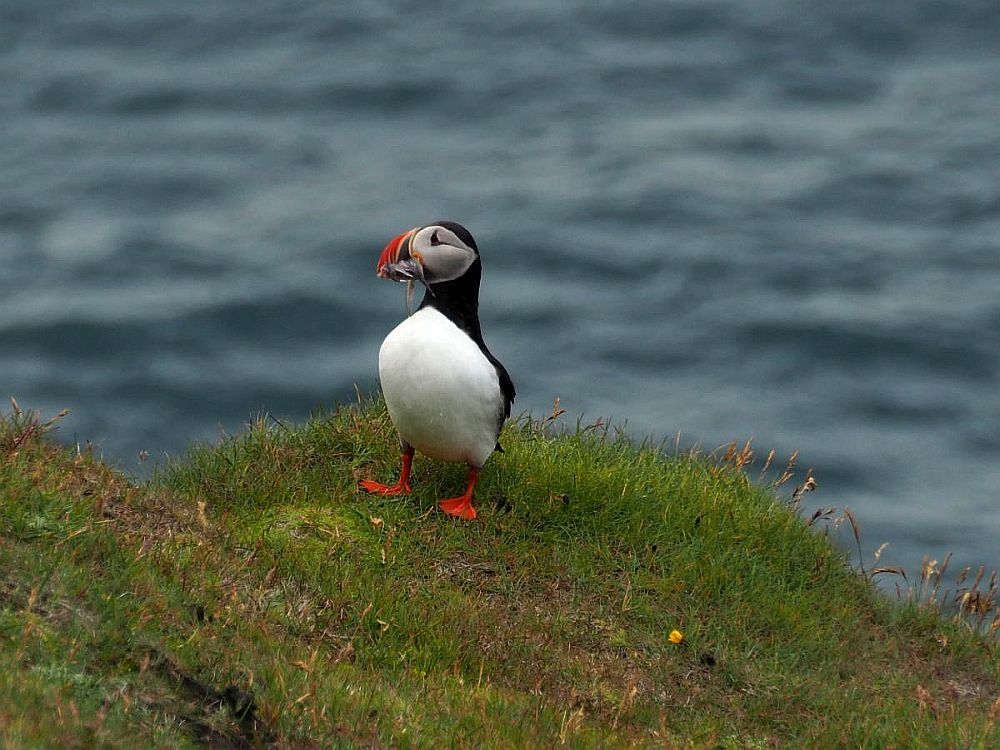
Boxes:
[360,221,515,520]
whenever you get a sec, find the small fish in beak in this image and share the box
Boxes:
[376,228,434,315]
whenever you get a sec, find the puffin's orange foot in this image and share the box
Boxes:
[439,495,477,520]
[359,479,411,496]
[438,467,480,520]
[360,449,414,497]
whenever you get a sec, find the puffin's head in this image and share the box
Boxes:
[376,221,479,288]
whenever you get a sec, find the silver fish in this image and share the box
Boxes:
[383,258,434,316]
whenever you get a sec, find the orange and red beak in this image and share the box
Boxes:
[377,228,417,278]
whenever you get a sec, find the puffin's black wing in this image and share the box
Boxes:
[487,354,515,453]
[491,356,516,419]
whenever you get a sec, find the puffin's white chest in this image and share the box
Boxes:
[378,307,503,467]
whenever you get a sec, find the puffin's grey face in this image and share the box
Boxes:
[377,224,477,287]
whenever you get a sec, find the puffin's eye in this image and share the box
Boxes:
[430,230,441,246]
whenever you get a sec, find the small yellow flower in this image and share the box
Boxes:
[668,629,685,645]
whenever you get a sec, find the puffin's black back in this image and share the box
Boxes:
[418,221,516,419]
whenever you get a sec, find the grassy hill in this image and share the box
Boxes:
[1,400,998,748]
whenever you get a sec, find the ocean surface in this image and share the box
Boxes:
[2,1,999,581]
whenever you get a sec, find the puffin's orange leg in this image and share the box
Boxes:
[360,447,413,496]
[438,468,479,520]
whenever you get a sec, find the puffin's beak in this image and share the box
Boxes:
[376,228,434,298]
[376,228,417,279]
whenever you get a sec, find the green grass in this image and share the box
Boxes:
[1,400,998,748]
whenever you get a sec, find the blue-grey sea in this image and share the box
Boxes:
[2,1,999,580]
